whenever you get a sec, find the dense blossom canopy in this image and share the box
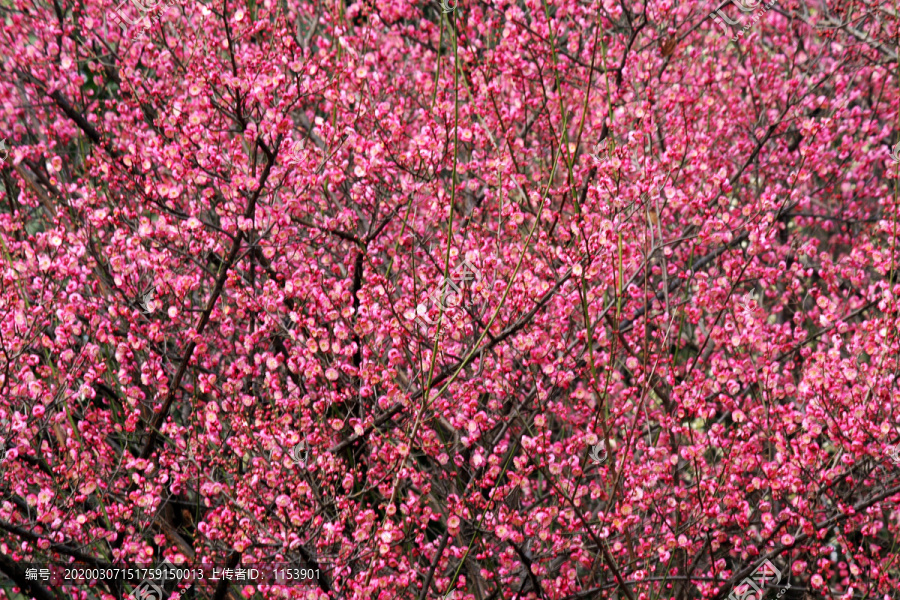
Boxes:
[0,0,898,598]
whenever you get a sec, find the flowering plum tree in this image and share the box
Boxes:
[0,0,898,598]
